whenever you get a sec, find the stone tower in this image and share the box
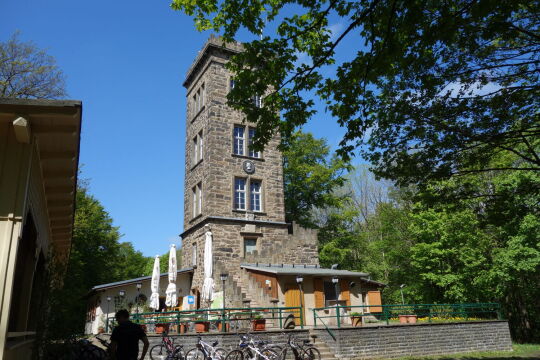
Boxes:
[181,36,318,308]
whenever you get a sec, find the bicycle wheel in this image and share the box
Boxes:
[212,347,227,360]
[303,347,320,360]
[226,349,244,360]
[150,344,169,360]
[186,348,206,360]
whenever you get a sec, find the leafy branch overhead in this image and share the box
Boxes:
[0,32,66,99]
[171,0,540,187]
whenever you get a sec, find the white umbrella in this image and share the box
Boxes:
[149,255,160,310]
[165,244,178,307]
[201,230,214,304]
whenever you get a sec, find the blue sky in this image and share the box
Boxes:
[1,0,358,256]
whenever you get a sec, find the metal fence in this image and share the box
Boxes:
[106,306,303,333]
[313,303,501,328]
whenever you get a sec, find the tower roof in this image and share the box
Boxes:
[183,35,243,88]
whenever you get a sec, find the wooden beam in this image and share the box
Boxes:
[40,151,76,160]
[13,117,31,143]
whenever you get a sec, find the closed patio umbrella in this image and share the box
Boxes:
[165,244,177,307]
[149,255,160,310]
[201,229,214,304]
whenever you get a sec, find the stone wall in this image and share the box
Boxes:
[312,321,513,359]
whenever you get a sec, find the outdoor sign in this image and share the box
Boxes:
[187,295,195,304]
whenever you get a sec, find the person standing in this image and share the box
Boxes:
[110,309,149,360]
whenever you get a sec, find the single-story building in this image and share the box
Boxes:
[240,263,385,326]
[0,98,82,360]
[84,268,193,334]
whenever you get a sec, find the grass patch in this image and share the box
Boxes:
[395,343,540,359]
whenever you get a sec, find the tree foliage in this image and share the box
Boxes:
[45,184,148,338]
[0,32,66,99]
[172,0,540,187]
[282,130,349,227]
[316,158,539,342]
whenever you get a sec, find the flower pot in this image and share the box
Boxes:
[407,315,418,324]
[179,323,187,334]
[398,315,408,324]
[252,319,266,331]
[195,321,210,333]
[155,323,170,334]
[350,316,362,327]
[218,322,230,332]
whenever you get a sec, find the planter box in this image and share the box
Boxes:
[155,323,170,334]
[350,316,362,327]
[195,321,210,333]
[252,319,266,331]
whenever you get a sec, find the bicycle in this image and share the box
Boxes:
[150,331,185,360]
[185,336,227,360]
[280,334,320,360]
[226,334,280,360]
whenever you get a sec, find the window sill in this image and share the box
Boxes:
[191,159,203,171]
[232,209,267,216]
[190,213,203,223]
[231,154,264,161]
[191,105,206,123]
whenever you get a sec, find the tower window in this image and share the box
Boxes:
[192,131,203,166]
[248,128,261,158]
[244,238,257,257]
[233,126,245,156]
[252,95,262,108]
[250,180,262,212]
[234,178,246,210]
[193,82,205,117]
[230,78,235,91]
[192,182,202,217]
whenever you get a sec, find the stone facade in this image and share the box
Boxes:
[181,36,318,307]
[312,321,513,359]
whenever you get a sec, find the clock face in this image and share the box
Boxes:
[243,160,255,174]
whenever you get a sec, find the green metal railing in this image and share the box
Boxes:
[312,303,501,328]
[106,306,304,333]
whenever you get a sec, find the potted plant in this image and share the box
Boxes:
[154,323,170,334]
[398,314,418,324]
[350,312,363,327]
[252,313,266,331]
[194,314,210,333]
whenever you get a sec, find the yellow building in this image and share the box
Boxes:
[0,98,82,360]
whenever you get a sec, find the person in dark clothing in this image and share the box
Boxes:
[110,309,149,360]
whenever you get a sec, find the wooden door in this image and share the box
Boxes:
[284,284,303,323]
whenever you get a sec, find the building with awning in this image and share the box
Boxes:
[0,98,82,360]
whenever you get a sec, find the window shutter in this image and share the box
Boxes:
[314,278,324,308]
[340,280,351,306]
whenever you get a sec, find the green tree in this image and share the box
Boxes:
[172,0,539,187]
[283,130,349,227]
[0,32,66,99]
[45,184,149,338]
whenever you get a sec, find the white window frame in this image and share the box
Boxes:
[248,128,261,158]
[234,178,247,210]
[233,126,245,156]
[192,131,203,166]
[250,180,262,212]
[253,95,262,108]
